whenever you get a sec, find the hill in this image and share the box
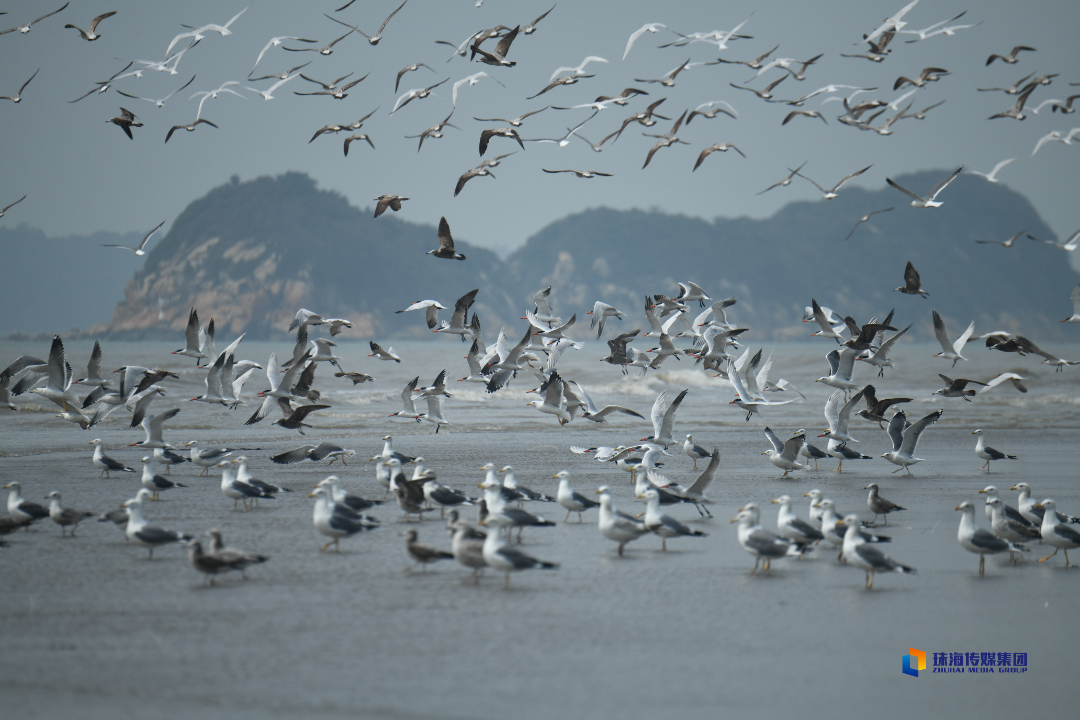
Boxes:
[504,171,1078,340]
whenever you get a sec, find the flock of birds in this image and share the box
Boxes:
[1,0,1078,245]
[3,261,1080,590]
[1,2,1078,593]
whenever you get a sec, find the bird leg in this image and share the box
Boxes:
[835,461,843,472]
[866,571,874,590]
[1038,548,1058,563]
[979,555,985,575]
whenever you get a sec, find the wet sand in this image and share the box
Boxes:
[3,341,1078,718]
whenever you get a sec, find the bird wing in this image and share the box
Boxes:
[649,389,669,437]
[886,410,906,452]
[952,320,976,354]
[685,449,720,494]
[823,389,843,431]
[932,311,953,354]
[763,426,784,453]
[927,166,963,201]
[437,216,455,252]
[659,389,688,439]
[401,377,419,413]
[900,410,942,455]
[886,177,923,202]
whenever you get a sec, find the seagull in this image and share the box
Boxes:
[325,1,406,45]
[989,83,1037,120]
[117,75,196,109]
[4,482,49,526]
[641,388,688,448]
[987,45,1035,65]
[453,71,504,106]
[1034,499,1080,567]
[273,403,331,435]
[623,23,667,60]
[406,110,458,151]
[131,408,181,450]
[1060,283,1080,323]
[881,409,942,474]
[757,161,806,194]
[966,158,1015,183]
[470,25,519,67]
[0,195,27,218]
[549,55,607,83]
[249,39,316,76]
[865,483,905,525]
[64,10,115,41]
[395,62,434,92]
[244,351,312,425]
[642,489,707,551]
[454,164,495,196]
[845,207,894,239]
[972,429,1017,472]
[123,489,191,559]
[975,230,1025,247]
[731,504,805,573]
[343,134,374,156]
[522,4,556,34]
[89,438,134,478]
[106,107,142,140]
[138,457,187,500]
[771,495,824,546]
[782,109,828,125]
[794,164,871,199]
[893,66,949,90]
[641,110,689,169]
[730,74,788,101]
[295,72,369,100]
[99,220,164,256]
[373,195,409,218]
[886,167,963,207]
[164,6,247,56]
[427,217,466,260]
[855,384,910,427]
[472,107,548,127]
[284,30,354,56]
[761,427,807,477]
[815,347,860,393]
[1027,228,1080,251]
[840,513,915,589]
[0,3,69,36]
[0,69,39,103]
[986,498,1040,558]
[686,100,738,123]
[693,143,745,171]
[553,471,599,523]
[932,310,975,366]
[401,529,453,572]
[596,486,649,557]
[308,486,377,552]
[933,374,988,401]
[481,519,557,589]
[894,261,928,297]
[479,127,524,155]
[542,168,612,179]
[165,118,218,143]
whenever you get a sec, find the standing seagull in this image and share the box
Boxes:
[932,310,975,366]
[427,217,466,260]
[840,514,915,590]
[972,429,1016,472]
[885,167,963,207]
[955,501,1026,576]
[865,483,905,525]
[894,261,928,297]
[102,220,165,256]
[64,10,116,41]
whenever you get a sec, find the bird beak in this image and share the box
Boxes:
[954,505,963,511]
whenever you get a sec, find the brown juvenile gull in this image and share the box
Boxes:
[427,217,466,260]
[45,491,94,536]
[865,483,905,525]
[894,261,928,297]
[64,10,116,41]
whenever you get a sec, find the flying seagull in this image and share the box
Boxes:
[102,220,166,256]
[428,217,466,260]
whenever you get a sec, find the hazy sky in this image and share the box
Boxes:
[0,0,1077,256]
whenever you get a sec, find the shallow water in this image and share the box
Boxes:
[2,337,1078,719]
